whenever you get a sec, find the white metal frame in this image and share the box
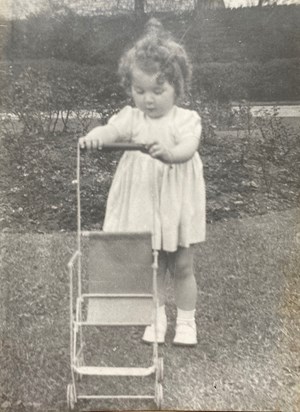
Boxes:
[66,143,163,410]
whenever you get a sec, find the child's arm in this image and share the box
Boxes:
[79,125,119,149]
[148,137,199,164]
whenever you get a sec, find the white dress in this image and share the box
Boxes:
[103,105,206,252]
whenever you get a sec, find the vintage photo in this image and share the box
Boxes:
[0,0,299,411]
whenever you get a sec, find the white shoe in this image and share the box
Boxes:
[142,318,167,344]
[173,319,197,346]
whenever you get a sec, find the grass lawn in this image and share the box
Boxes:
[1,208,299,411]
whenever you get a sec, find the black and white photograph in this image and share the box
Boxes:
[0,0,299,411]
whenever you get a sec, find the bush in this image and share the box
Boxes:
[0,57,235,148]
[230,103,300,193]
[187,6,300,64]
[192,59,300,102]
[0,59,128,136]
[5,6,300,64]
[5,12,142,65]
[2,6,300,103]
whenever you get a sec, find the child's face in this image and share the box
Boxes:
[131,67,175,119]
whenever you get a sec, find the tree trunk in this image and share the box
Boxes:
[196,0,225,11]
[134,0,145,17]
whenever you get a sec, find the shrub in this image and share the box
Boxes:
[192,59,300,102]
[5,6,300,65]
[231,103,300,193]
[0,59,127,137]
[2,6,300,103]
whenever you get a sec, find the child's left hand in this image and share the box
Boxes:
[147,141,173,163]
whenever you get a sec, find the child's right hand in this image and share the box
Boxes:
[79,130,103,150]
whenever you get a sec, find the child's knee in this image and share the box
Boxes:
[174,259,193,280]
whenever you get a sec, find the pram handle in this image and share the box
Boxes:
[80,142,148,153]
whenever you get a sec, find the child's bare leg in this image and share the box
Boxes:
[157,250,168,306]
[172,246,197,310]
[169,246,198,345]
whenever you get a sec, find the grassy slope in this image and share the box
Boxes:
[1,208,299,411]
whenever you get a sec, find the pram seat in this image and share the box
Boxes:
[84,231,153,325]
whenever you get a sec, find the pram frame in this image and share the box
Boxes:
[66,143,164,410]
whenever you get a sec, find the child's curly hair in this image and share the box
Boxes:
[118,18,191,101]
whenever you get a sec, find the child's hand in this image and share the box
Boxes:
[147,141,174,163]
[79,131,103,150]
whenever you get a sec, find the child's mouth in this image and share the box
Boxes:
[146,107,157,116]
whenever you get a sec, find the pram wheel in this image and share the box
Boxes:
[67,383,76,410]
[156,357,164,383]
[155,382,163,410]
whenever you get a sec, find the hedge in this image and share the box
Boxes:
[1,56,298,115]
[192,58,300,102]
[4,6,300,65]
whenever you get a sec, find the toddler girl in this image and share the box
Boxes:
[79,18,205,346]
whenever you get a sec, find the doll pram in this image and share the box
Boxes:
[66,143,164,410]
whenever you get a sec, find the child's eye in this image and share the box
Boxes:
[154,89,163,95]
[134,87,144,94]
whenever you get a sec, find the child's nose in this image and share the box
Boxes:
[144,93,154,104]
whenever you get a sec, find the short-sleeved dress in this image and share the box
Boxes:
[103,105,206,252]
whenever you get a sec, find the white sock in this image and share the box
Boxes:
[158,304,166,316]
[177,308,195,322]
[154,304,166,322]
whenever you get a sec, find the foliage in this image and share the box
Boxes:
[1,108,299,233]
[0,59,126,137]
[2,5,300,103]
[188,98,233,142]
[253,108,300,193]
[192,59,300,102]
[5,12,142,65]
[0,57,232,155]
[1,57,299,134]
[230,103,300,193]
[1,59,299,205]
[0,2,299,235]
[5,6,300,63]
[186,6,300,64]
